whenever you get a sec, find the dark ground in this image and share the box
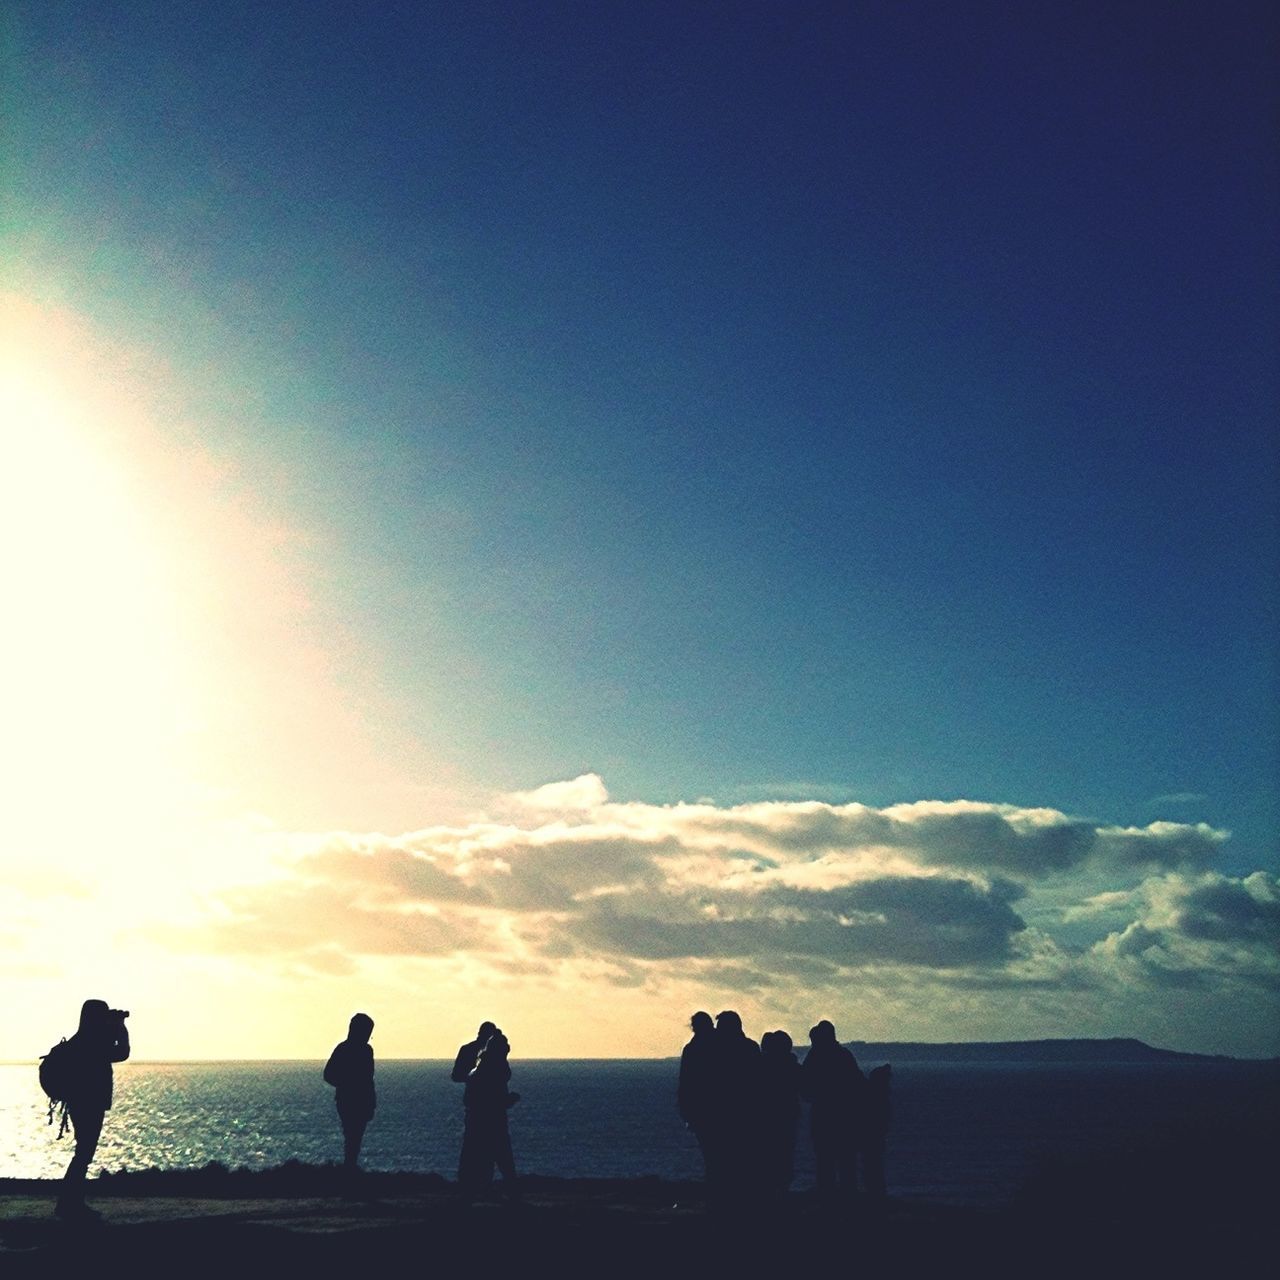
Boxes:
[2,1119,1274,1278]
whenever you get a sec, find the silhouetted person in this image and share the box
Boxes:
[57,999,130,1221]
[458,1029,520,1199]
[704,1010,762,1209]
[801,1020,864,1199]
[452,1020,497,1083]
[759,1030,802,1197]
[323,1013,376,1188]
[677,1011,717,1166]
[861,1063,891,1199]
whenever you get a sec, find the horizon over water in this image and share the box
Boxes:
[3,1058,1275,1206]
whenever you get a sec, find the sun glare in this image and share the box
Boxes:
[0,299,218,901]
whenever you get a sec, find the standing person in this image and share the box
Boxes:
[56,999,130,1221]
[451,1020,497,1083]
[323,1013,376,1190]
[708,1010,762,1210]
[758,1030,802,1199]
[861,1064,892,1200]
[677,1011,717,1147]
[800,1020,864,1200]
[457,1029,520,1200]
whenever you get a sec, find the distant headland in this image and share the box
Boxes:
[845,1037,1241,1063]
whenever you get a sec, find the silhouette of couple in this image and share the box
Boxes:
[679,1011,890,1207]
[452,1020,519,1199]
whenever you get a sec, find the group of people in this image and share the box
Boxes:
[324,1015,520,1199]
[326,1009,891,1207]
[44,999,889,1221]
[679,1011,890,1207]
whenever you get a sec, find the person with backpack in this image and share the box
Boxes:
[45,998,130,1221]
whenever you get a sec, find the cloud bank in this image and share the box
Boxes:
[152,776,1277,1055]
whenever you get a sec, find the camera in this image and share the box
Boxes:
[110,1009,130,1020]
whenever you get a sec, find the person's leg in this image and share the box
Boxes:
[863,1137,886,1199]
[457,1113,480,1196]
[494,1123,519,1197]
[812,1124,837,1197]
[838,1134,859,1196]
[340,1110,368,1172]
[58,1106,104,1217]
[702,1126,728,1211]
[339,1109,369,1197]
[459,1111,498,1197]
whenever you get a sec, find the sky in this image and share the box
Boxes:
[2,1,1277,1059]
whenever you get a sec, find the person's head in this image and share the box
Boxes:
[480,1031,510,1062]
[690,1011,713,1035]
[476,1020,497,1042]
[761,1031,777,1053]
[348,1013,374,1043]
[715,1010,743,1035]
[78,999,110,1034]
[809,1020,836,1046]
[773,1030,793,1054]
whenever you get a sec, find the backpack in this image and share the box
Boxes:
[39,1038,74,1138]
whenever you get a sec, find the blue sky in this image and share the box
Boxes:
[2,2,1276,1056]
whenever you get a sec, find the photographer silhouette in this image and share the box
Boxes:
[55,999,130,1221]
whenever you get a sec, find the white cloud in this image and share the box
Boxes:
[507,773,610,811]
[170,781,1262,1005]
[1087,871,1280,992]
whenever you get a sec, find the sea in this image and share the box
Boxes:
[2,1058,1275,1207]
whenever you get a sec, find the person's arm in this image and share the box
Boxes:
[110,1024,131,1063]
[323,1044,343,1087]
[798,1056,812,1101]
[450,1045,472,1082]
[677,1049,691,1119]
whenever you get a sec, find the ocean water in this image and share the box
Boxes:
[2,1058,1275,1206]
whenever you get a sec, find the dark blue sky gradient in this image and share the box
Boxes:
[6,2,1276,865]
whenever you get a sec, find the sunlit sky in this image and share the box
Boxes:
[2,2,1276,1059]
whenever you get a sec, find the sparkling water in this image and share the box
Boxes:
[2,1058,1274,1206]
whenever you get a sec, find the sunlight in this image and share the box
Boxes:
[2,323,192,810]
[0,298,232,927]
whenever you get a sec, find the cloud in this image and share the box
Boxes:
[1175,872,1280,944]
[1089,872,1280,991]
[1150,792,1209,807]
[1062,890,1136,923]
[507,773,610,811]
[115,780,1279,1055]
[1092,822,1227,871]
[151,882,495,958]
[667,799,1223,877]
[567,874,1027,969]
[180,781,1246,997]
